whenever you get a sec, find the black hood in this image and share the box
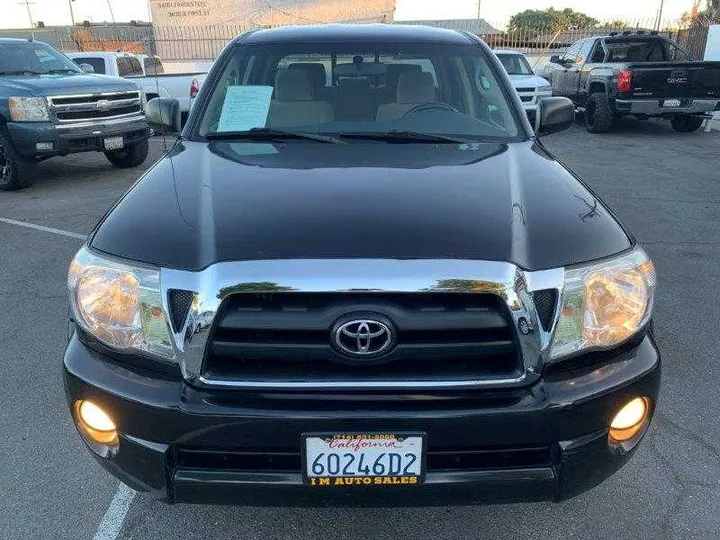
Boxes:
[90,140,631,271]
[1,73,140,96]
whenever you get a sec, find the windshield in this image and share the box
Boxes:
[496,53,533,76]
[197,42,521,142]
[604,38,689,62]
[0,41,82,75]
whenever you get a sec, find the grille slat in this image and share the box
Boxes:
[204,293,521,384]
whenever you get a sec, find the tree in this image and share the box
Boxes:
[508,7,599,33]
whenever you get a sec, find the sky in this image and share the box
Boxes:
[5,0,693,29]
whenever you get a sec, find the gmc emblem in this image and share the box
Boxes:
[666,77,688,84]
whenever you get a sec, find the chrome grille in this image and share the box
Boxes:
[203,293,522,385]
[48,91,143,124]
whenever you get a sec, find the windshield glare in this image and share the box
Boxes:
[0,42,82,75]
[198,43,521,141]
[496,53,533,76]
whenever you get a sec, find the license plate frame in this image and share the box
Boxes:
[301,432,427,487]
[662,99,682,108]
[103,136,124,150]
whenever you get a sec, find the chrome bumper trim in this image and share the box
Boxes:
[160,259,565,390]
[55,115,147,131]
[616,98,720,115]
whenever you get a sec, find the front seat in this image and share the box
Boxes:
[266,69,334,128]
[376,71,435,122]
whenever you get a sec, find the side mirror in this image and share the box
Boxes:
[79,63,95,73]
[145,97,181,134]
[549,55,562,64]
[535,97,574,135]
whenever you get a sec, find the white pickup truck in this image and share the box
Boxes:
[66,52,205,120]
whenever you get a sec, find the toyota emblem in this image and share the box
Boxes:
[332,318,394,357]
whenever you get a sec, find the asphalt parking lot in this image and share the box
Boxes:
[1,120,718,540]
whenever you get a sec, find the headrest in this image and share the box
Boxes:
[385,63,422,88]
[397,71,435,104]
[288,63,326,91]
[338,77,371,95]
[275,69,313,101]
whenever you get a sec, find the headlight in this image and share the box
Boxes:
[9,96,50,122]
[68,246,174,361]
[550,248,656,360]
[537,83,552,91]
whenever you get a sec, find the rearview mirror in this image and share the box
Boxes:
[535,97,574,135]
[79,63,95,73]
[145,97,181,135]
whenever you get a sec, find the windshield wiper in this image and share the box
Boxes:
[337,130,472,144]
[47,68,80,74]
[206,128,345,144]
[0,70,42,75]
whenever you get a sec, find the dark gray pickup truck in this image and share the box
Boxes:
[550,32,720,133]
[0,38,149,190]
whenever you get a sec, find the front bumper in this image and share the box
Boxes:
[64,333,660,505]
[615,98,720,116]
[7,116,149,159]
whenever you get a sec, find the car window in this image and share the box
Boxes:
[117,56,143,77]
[72,57,106,74]
[604,39,687,62]
[577,40,594,65]
[144,56,164,75]
[0,42,82,75]
[496,53,533,75]
[198,42,522,142]
[562,42,582,63]
[589,41,605,63]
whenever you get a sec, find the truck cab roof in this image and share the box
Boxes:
[236,24,476,46]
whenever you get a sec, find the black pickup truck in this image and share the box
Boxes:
[0,38,149,190]
[550,32,720,133]
[64,24,659,505]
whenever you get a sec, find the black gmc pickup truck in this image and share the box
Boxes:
[0,38,149,190]
[64,25,660,505]
[550,32,720,132]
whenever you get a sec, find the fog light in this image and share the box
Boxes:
[609,397,649,443]
[36,142,54,151]
[74,400,118,446]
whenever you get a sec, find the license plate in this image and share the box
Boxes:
[103,136,124,150]
[303,433,425,487]
[663,99,682,108]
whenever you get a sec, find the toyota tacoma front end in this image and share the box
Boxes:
[63,24,660,505]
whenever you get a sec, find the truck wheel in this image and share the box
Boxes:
[0,126,36,190]
[104,138,149,168]
[671,115,704,133]
[584,93,614,133]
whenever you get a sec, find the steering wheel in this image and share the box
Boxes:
[401,102,461,117]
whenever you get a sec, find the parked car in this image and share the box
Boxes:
[65,24,659,506]
[0,38,148,190]
[66,51,205,121]
[494,50,552,118]
[550,32,720,133]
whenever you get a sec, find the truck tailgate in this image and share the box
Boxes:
[628,61,720,99]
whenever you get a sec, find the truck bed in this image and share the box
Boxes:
[625,61,720,99]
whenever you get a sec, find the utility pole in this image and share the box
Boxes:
[477,0,481,20]
[68,0,76,26]
[655,0,665,30]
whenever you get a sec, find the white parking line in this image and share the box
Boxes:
[0,217,86,240]
[93,483,136,540]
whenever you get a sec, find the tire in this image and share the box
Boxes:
[0,125,36,190]
[584,93,614,133]
[671,115,704,133]
[104,138,149,168]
